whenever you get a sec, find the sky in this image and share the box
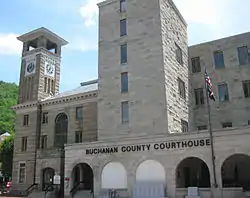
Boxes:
[0,0,250,92]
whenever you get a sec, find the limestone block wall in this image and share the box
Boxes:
[188,32,250,131]
[159,0,189,133]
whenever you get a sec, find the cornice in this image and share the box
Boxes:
[22,47,61,60]
[12,90,98,111]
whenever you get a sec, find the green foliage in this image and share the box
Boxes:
[0,81,18,134]
[0,134,14,177]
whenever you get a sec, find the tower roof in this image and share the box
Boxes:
[17,27,68,46]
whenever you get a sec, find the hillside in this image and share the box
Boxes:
[0,81,18,134]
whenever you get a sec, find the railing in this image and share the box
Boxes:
[70,181,85,198]
[44,184,55,197]
[25,183,38,196]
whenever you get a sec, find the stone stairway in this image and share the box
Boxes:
[27,190,55,198]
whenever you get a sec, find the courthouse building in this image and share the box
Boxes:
[10,0,250,197]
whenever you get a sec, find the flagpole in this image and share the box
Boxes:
[204,68,218,188]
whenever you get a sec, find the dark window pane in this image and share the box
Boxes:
[214,51,225,68]
[120,19,127,36]
[121,72,128,93]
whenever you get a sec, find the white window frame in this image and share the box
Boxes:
[17,161,26,184]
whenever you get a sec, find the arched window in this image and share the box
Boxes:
[54,113,68,148]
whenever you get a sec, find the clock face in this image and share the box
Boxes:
[46,63,54,74]
[44,62,55,77]
[27,62,35,73]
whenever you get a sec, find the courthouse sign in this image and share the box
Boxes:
[86,138,211,155]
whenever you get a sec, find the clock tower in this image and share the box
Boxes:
[17,27,68,104]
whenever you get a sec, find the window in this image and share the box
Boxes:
[120,0,126,12]
[222,122,232,128]
[194,88,204,105]
[248,120,250,125]
[120,44,127,64]
[76,107,83,120]
[54,113,68,148]
[23,115,29,126]
[178,78,186,99]
[191,57,201,73]
[75,131,83,143]
[181,120,188,133]
[19,163,26,183]
[121,72,128,93]
[21,137,27,152]
[121,101,129,123]
[175,43,183,65]
[48,79,51,93]
[41,135,47,149]
[120,19,127,37]
[214,51,225,68]
[42,112,48,124]
[218,83,229,102]
[197,125,208,131]
[242,80,250,98]
[237,46,249,65]
[51,80,54,94]
[44,77,47,92]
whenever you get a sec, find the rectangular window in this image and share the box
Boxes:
[42,112,48,124]
[23,115,29,126]
[19,163,26,183]
[121,101,129,123]
[121,72,128,93]
[178,78,186,99]
[44,77,47,92]
[41,135,47,149]
[120,19,127,37]
[76,107,83,120]
[222,122,232,128]
[21,137,27,152]
[238,46,249,65]
[197,125,208,131]
[47,78,51,93]
[181,120,188,133]
[218,83,229,102]
[191,57,201,73]
[75,131,83,143]
[120,0,126,12]
[175,43,183,65]
[214,51,225,68]
[242,80,250,98]
[120,43,127,64]
[194,88,204,105]
[51,80,54,94]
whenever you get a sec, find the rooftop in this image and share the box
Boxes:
[42,79,98,101]
[17,27,68,46]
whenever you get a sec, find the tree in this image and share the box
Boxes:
[0,81,18,134]
[0,134,14,177]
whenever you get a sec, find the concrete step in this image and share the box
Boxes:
[27,190,55,198]
[74,190,93,198]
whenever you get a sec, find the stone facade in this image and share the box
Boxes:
[10,0,250,198]
[188,32,250,132]
[64,127,250,198]
[11,28,98,194]
[98,0,188,140]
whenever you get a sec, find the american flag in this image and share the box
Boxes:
[205,67,215,101]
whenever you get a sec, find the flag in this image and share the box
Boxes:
[204,68,215,101]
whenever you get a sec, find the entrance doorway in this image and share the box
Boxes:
[72,163,94,191]
[176,157,211,188]
[221,154,250,190]
[42,167,55,191]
